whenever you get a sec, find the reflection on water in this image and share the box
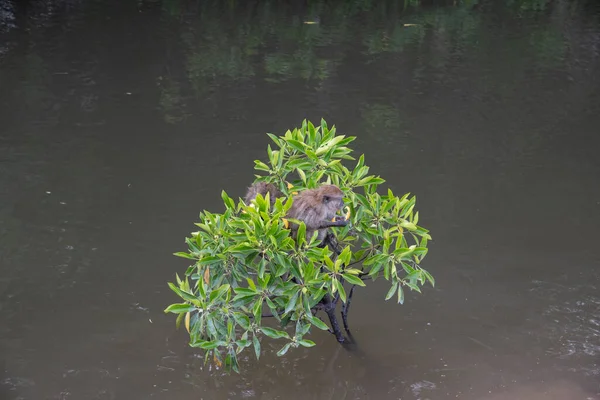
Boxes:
[1,0,599,399]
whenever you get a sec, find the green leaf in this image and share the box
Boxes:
[286,139,307,153]
[406,281,422,293]
[422,269,435,287]
[297,339,316,348]
[197,340,227,350]
[234,287,258,296]
[397,284,405,304]
[221,190,236,209]
[173,252,197,260]
[167,282,198,303]
[338,246,352,265]
[320,118,328,133]
[164,303,197,314]
[227,319,234,337]
[233,313,251,330]
[341,273,366,287]
[209,284,231,303]
[401,213,416,226]
[334,279,347,303]
[206,316,217,337]
[253,299,263,325]
[252,334,261,360]
[401,262,415,274]
[296,319,311,336]
[297,222,307,247]
[198,256,223,266]
[175,310,185,329]
[258,257,266,279]
[307,315,329,331]
[277,343,292,356]
[315,135,348,156]
[254,160,271,172]
[261,327,290,339]
[267,133,282,147]
[284,289,300,314]
[385,282,398,301]
[297,168,307,184]
[412,247,429,257]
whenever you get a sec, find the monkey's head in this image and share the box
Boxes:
[318,185,345,218]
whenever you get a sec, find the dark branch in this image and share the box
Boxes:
[341,285,357,334]
[322,294,346,343]
[320,231,342,255]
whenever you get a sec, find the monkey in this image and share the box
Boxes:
[244,182,283,208]
[244,182,349,249]
[285,184,348,244]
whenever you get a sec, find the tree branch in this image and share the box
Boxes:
[341,285,356,334]
[322,294,345,343]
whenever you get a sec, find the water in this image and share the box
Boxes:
[1,0,599,399]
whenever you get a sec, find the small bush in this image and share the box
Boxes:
[165,119,433,372]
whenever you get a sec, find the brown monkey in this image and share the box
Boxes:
[244,182,283,207]
[286,184,348,244]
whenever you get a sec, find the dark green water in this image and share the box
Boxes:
[1,0,599,399]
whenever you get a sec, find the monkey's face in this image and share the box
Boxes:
[322,194,345,218]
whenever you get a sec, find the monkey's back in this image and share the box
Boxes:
[244,182,282,206]
[286,189,328,226]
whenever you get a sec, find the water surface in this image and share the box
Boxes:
[1,0,599,399]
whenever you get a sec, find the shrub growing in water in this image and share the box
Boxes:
[165,119,433,372]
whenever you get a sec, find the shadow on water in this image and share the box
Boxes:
[1,0,600,398]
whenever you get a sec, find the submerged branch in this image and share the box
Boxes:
[322,294,346,343]
[341,285,356,334]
